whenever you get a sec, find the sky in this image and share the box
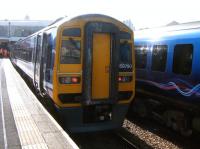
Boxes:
[0,0,200,29]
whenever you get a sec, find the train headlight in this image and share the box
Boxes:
[118,76,132,83]
[59,76,80,84]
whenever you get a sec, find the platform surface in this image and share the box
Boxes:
[0,59,79,149]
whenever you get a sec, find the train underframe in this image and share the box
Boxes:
[132,93,200,136]
[57,103,129,133]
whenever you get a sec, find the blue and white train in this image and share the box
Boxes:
[133,23,200,136]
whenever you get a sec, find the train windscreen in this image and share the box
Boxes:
[119,41,132,72]
[60,39,81,64]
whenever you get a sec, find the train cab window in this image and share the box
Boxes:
[151,45,167,72]
[119,41,132,72]
[60,39,81,64]
[173,44,193,75]
[135,45,148,69]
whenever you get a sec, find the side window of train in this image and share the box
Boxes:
[43,28,57,83]
[47,34,53,68]
[173,44,193,75]
[36,35,41,64]
[32,37,37,63]
[135,45,148,69]
[151,45,167,72]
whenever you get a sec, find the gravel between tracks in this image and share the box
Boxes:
[123,119,180,149]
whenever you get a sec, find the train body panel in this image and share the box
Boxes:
[11,14,135,132]
[134,26,200,135]
[15,59,34,79]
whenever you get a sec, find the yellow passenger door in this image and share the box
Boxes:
[92,33,110,99]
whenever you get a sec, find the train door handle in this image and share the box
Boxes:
[105,66,110,73]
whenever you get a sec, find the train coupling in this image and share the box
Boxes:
[83,104,112,123]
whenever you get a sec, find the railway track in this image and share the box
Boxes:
[69,130,138,149]
[116,132,138,149]
[124,116,200,149]
[115,128,151,149]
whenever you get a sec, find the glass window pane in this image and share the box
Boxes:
[173,44,193,75]
[60,39,81,64]
[135,45,148,69]
[151,45,167,72]
[119,42,132,72]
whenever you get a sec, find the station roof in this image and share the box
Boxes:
[0,20,53,44]
[0,20,52,26]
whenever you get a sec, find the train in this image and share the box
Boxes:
[10,14,135,132]
[132,23,200,136]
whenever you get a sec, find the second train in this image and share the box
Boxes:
[132,23,200,136]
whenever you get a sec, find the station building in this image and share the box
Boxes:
[0,20,52,49]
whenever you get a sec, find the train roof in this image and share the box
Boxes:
[16,14,131,43]
[52,14,131,30]
[135,22,200,42]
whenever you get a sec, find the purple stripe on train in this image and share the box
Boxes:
[137,79,200,97]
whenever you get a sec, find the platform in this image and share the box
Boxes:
[0,59,79,149]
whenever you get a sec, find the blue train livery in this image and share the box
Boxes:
[133,23,200,136]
